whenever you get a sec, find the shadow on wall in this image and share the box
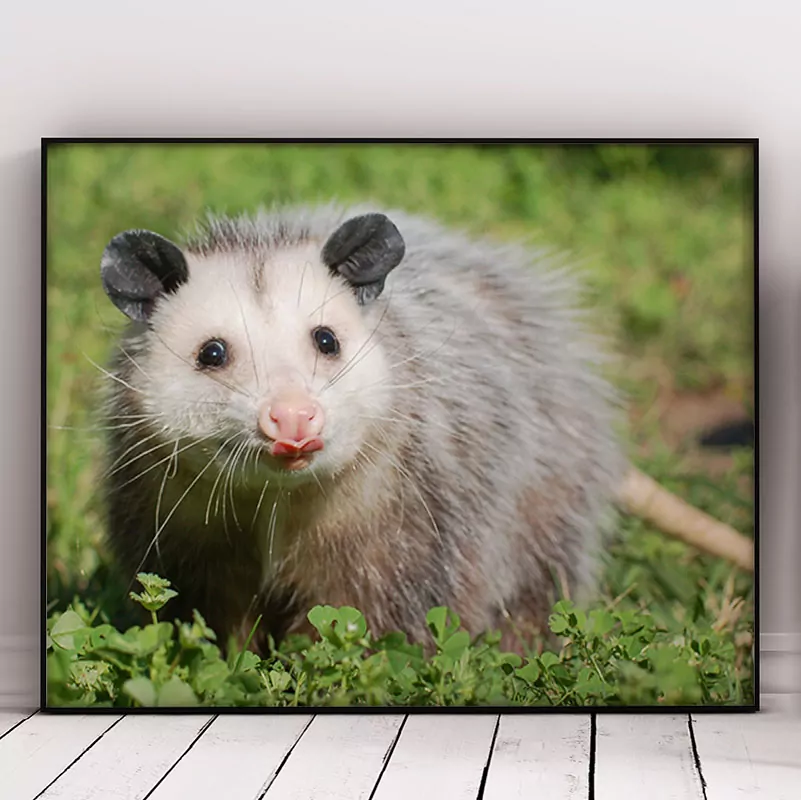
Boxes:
[753,276,801,704]
[0,150,43,707]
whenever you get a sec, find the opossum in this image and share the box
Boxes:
[98,203,751,656]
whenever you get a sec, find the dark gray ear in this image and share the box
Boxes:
[321,213,405,305]
[100,230,189,322]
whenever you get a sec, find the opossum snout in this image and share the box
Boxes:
[258,391,325,459]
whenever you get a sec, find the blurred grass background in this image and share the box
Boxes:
[45,142,755,699]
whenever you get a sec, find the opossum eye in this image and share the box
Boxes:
[312,326,340,357]
[196,339,229,369]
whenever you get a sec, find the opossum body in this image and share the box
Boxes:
[100,204,626,655]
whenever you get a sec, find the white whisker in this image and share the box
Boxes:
[129,432,241,585]
[362,440,442,545]
[83,353,144,395]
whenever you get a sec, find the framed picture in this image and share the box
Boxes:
[43,139,756,711]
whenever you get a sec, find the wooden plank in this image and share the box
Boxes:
[263,714,405,800]
[0,710,35,739]
[0,713,121,800]
[371,714,498,800]
[482,714,591,799]
[147,714,313,800]
[693,712,801,800]
[595,715,704,800]
[38,714,214,800]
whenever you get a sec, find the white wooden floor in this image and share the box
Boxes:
[1,701,799,799]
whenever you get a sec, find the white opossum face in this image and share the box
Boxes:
[101,213,406,484]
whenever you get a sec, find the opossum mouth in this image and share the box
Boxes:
[268,437,324,471]
[271,437,324,458]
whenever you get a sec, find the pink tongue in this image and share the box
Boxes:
[272,437,324,457]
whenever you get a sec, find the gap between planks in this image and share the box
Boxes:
[692,710,801,800]
[0,713,122,800]
[148,714,314,800]
[260,714,406,799]
[482,714,592,800]
[594,714,705,800]
[36,715,215,800]
[369,714,499,800]
[0,709,37,740]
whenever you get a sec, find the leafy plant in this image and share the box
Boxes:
[45,572,753,708]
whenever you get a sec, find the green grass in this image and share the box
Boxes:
[45,142,755,707]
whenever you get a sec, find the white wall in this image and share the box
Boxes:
[2,0,798,707]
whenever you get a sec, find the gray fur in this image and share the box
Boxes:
[101,203,627,655]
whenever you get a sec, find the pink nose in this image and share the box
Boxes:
[258,391,325,454]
